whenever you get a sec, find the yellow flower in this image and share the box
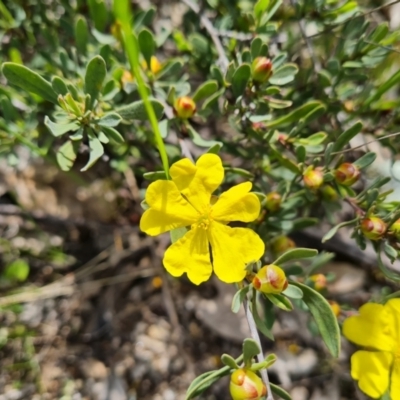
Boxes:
[140,154,265,285]
[343,299,400,399]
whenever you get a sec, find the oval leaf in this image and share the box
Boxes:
[85,56,107,109]
[273,248,318,265]
[231,63,251,98]
[117,99,164,121]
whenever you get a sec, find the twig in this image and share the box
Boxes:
[217,30,254,41]
[244,299,273,400]
[181,0,229,71]
[290,0,321,72]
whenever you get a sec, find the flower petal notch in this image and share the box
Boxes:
[140,153,265,284]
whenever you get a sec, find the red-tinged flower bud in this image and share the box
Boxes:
[309,274,327,291]
[321,185,338,202]
[334,163,361,186]
[389,218,400,240]
[328,300,341,317]
[360,217,387,240]
[253,264,288,294]
[265,192,281,212]
[272,236,295,255]
[174,96,196,119]
[303,168,324,190]
[251,57,273,83]
[252,122,267,131]
[230,369,267,400]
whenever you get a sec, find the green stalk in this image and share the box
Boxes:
[0,0,14,26]
[113,0,170,178]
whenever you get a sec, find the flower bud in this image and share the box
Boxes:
[389,218,400,239]
[150,56,162,74]
[174,96,196,119]
[265,192,281,212]
[334,163,360,186]
[303,168,324,190]
[309,274,327,291]
[230,369,267,400]
[328,301,341,317]
[271,236,295,255]
[321,185,338,202]
[360,217,387,240]
[253,265,288,294]
[121,70,134,84]
[251,57,273,83]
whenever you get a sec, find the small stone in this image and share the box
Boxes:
[80,359,108,380]
[290,386,309,400]
[322,262,366,294]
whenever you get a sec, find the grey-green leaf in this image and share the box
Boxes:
[56,140,79,171]
[231,286,250,313]
[283,284,303,299]
[332,121,363,152]
[138,28,156,68]
[243,338,260,367]
[353,152,377,169]
[85,56,107,109]
[292,282,341,358]
[192,80,219,102]
[44,116,80,137]
[232,63,251,98]
[81,131,104,171]
[117,99,164,121]
[75,15,89,54]
[273,248,318,265]
[2,62,58,103]
[221,354,239,369]
[97,112,122,127]
[52,76,69,96]
[101,126,124,144]
[269,63,299,85]
[270,383,292,400]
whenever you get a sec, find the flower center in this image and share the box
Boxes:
[195,208,213,230]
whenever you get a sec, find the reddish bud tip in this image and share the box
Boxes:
[253,265,288,294]
[303,168,324,190]
[360,217,387,240]
[334,163,360,186]
[174,96,196,119]
[230,369,267,400]
[265,192,282,212]
[251,57,273,83]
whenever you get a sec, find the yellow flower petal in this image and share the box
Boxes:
[351,350,392,399]
[140,180,198,236]
[170,154,224,211]
[391,361,400,400]
[343,303,396,351]
[163,227,212,285]
[385,298,400,343]
[212,182,260,222]
[208,222,265,283]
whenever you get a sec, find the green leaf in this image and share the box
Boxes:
[117,99,164,121]
[250,296,274,340]
[283,284,303,299]
[254,0,269,23]
[44,117,80,137]
[4,260,30,282]
[322,218,358,243]
[383,242,398,263]
[266,293,293,311]
[262,0,283,25]
[250,37,263,59]
[377,251,400,282]
[221,354,239,369]
[56,140,79,171]
[75,15,89,54]
[269,145,301,174]
[231,63,251,98]
[231,285,250,313]
[97,130,109,144]
[292,282,341,357]
[273,248,318,265]
[207,143,222,154]
[224,167,253,178]
[270,383,292,400]
[97,112,122,127]
[2,63,58,103]
[332,121,363,152]
[192,80,218,102]
[84,56,107,109]
[267,101,324,129]
[187,125,222,148]
[364,68,400,108]
[143,171,167,180]
[138,28,156,68]
[52,76,69,96]
[269,63,299,85]
[81,131,104,171]
[201,88,225,110]
[353,152,377,169]
[170,227,188,244]
[101,126,125,144]
[251,354,277,371]
[243,338,260,367]
[88,0,108,31]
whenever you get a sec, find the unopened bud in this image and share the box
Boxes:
[253,264,288,294]
[360,217,387,240]
[252,122,266,132]
[230,369,267,400]
[174,96,196,119]
[272,236,295,255]
[389,218,400,240]
[309,274,327,291]
[328,301,341,317]
[251,57,273,83]
[265,192,281,212]
[150,56,162,74]
[335,163,360,186]
[121,70,134,84]
[303,168,324,190]
[321,185,338,202]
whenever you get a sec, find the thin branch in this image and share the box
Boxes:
[181,0,229,71]
[244,299,273,400]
